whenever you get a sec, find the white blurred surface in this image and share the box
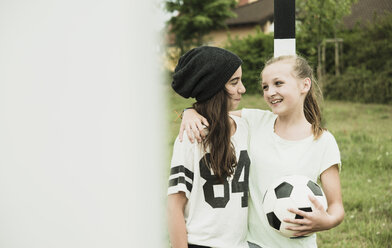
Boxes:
[0,0,165,247]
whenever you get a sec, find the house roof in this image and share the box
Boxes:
[225,0,392,29]
[343,0,392,28]
[225,0,274,26]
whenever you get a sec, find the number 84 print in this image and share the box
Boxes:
[199,150,250,209]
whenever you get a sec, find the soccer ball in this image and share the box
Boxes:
[262,175,328,238]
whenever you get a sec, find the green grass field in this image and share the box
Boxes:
[166,89,392,247]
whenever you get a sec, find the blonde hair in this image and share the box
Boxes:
[262,55,325,139]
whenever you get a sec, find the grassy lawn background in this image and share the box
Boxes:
[166,88,392,247]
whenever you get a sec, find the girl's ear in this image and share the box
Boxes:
[301,77,311,94]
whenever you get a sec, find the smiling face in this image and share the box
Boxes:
[261,60,310,117]
[225,66,246,111]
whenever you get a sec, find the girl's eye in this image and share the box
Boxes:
[275,81,283,86]
[232,79,239,85]
[262,85,268,91]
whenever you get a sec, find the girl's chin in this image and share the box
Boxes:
[270,107,284,115]
[230,106,239,111]
[230,103,240,111]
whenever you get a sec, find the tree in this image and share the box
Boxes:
[296,0,357,57]
[165,0,237,55]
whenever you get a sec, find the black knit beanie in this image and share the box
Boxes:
[172,46,243,102]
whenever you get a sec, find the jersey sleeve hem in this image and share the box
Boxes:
[318,162,342,180]
[168,164,194,199]
[318,131,342,177]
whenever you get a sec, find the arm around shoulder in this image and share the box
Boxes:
[240,108,274,130]
[179,108,209,143]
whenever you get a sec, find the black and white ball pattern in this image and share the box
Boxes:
[262,175,328,238]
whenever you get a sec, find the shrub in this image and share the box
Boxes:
[340,13,392,72]
[224,29,273,94]
[324,66,372,102]
[323,13,392,104]
[324,61,392,104]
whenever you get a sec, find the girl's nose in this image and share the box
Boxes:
[238,81,246,94]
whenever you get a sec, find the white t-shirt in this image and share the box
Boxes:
[168,115,250,248]
[242,109,341,248]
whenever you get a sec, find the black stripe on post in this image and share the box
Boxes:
[274,0,296,57]
[274,0,295,39]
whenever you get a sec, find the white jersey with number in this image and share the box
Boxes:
[168,115,250,248]
[242,108,341,248]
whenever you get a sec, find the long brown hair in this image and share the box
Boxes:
[263,55,325,139]
[193,89,237,181]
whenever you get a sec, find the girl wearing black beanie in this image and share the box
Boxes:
[167,46,251,248]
